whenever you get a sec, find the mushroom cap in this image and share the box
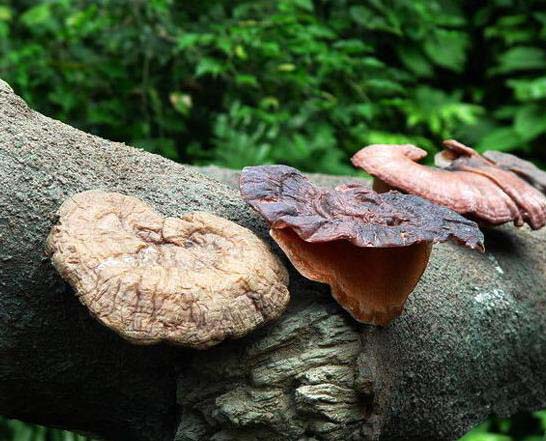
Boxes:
[484,150,546,194]
[439,140,546,230]
[46,191,289,349]
[352,143,546,229]
[240,164,484,250]
[239,165,483,325]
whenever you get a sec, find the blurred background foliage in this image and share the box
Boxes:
[1,0,546,175]
[0,416,92,441]
[1,411,545,441]
[0,0,545,440]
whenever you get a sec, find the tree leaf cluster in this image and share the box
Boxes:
[1,0,545,173]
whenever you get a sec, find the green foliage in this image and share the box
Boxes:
[461,411,546,441]
[0,416,93,441]
[1,0,545,173]
[475,5,546,156]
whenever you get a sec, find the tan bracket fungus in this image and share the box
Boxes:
[46,191,289,349]
[352,141,546,229]
[240,165,483,326]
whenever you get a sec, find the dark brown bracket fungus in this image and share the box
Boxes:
[46,191,289,349]
[240,165,483,326]
[483,150,546,194]
[352,141,546,229]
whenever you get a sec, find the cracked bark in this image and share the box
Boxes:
[0,79,544,441]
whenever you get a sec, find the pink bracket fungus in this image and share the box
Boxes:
[46,191,289,349]
[352,141,546,230]
[240,165,483,326]
[483,150,546,195]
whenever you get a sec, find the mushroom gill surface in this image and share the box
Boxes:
[46,191,289,349]
[240,165,483,325]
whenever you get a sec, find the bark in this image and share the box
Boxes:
[0,79,544,441]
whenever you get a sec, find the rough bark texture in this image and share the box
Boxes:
[0,79,545,441]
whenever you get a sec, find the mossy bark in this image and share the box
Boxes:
[0,79,544,441]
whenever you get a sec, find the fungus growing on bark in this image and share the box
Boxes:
[240,165,483,326]
[46,191,289,349]
[436,140,546,229]
[483,150,546,195]
[352,142,546,229]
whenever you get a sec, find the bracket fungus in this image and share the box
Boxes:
[352,141,546,229]
[46,191,289,349]
[483,150,546,195]
[240,165,483,326]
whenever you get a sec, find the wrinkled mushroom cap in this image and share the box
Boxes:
[46,191,289,349]
[240,165,483,325]
[240,165,484,249]
[352,143,546,229]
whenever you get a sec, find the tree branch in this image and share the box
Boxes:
[0,79,544,441]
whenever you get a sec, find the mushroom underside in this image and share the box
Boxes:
[271,228,432,326]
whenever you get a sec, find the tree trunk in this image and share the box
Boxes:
[0,79,544,441]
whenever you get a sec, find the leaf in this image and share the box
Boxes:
[397,46,434,77]
[514,104,546,141]
[492,46,546,74]
[20,4,51,27]
[332,39,372,54]
[294,0,314,12]
[458,434,511,441]
[195,57,224,77]
[365,131,436,155]
[424,29,469,72]
[349,5,401,35]
[360,57,385,69]
[234,44,247,59]
[309,23,337,39]
[364,79,405,95]
[0,6,12,21]
[259,96,279,110]
[349,5,372,26]
[235,74,258,87]
[477,127,522,152]
[493,105,518,120]
[507,77,546,100]
[534,410,546,431]
[353,103,376,120]
[176,33,206,50]
[277,63,296,72]
[484,14,534,45]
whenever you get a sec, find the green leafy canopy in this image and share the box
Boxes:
[2,0,545,173]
